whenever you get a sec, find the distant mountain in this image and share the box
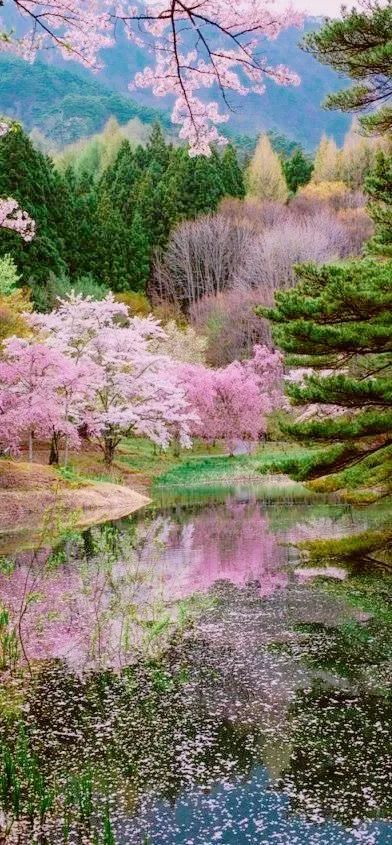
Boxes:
[92,17,351,150]
[0,14,350,150]
[0,55,171,147]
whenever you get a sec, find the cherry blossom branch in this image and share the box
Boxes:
[2,1,303,154]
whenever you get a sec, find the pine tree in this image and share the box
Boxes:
[304,1,392,135]
[220,144,245,198]
[101,140,142,225]
[283,147,314,193]
[0,120,66,288]
[191,152,226,215]
[145,122,171,173]
[128,210,151,292]
[246,134,288,202]
[97,188,131,291]
[259,259,392,499]
[366,151,392,259]
[63,169,101,281]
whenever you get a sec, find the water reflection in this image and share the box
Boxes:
[0,496,377,672]
[0,489,390,843]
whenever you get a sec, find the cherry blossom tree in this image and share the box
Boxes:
[1,2,303,154]
[30,293,194,465]
[0,121,35,240]
[154,320,208,364]
[0,337,89,461]
[180,343,285,451]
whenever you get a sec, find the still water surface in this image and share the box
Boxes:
[0,484,390,844]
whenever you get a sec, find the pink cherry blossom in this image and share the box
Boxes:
[180,344,286,450]
[0,337,92,460]
[29,293,195,464]
[2,1,303,154]
[0,197,35,241]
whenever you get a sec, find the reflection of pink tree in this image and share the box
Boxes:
[162,503,288,598]
[0,521,180,672]
[0,504,288,672]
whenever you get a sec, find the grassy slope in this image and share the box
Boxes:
[28,438,317,493]
[154,443,318,488]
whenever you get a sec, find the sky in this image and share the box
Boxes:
[301,0,346,12]
[282,0,356,14]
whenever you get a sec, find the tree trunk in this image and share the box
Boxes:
[49,433,60,466]
[64,436,69,467]
[103,437,115,468]
[28,430,33,463]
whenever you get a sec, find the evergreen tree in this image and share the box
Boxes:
[283,147,314,193]
[366,151,392,259]
[191,152,226,215]
[304,1,392,135]
[220,144,245,199]
[134,171,167,250]
[101,140,141,225]
[64,169,101,280]
[145,122,171,173]
[97,188,131,291]
[0,120,66,287]
[259,258,392,498]
[128,210,151,292]
[246,134,288,202]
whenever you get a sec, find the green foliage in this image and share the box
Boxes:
[366,150,392,258]
[298,527,392,569]
[92,126,244,292]
[0,55,169,146]
[283,147,313,193]
[304,2,392,135]
[31,272,109,312]
[0,120,245,301]
[0,607,19,672]
[155,444,317,492]
[0,119,67,286]
[260,257,392,496]
[0,254,20,296]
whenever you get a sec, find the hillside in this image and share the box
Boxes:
[0,55,171,148]
[0,17,350,150]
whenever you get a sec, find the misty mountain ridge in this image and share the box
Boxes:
[0,12,350,150]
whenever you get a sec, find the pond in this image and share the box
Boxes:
[0,483,390,844]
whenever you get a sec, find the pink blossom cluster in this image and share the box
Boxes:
[180,345,285,450]
[0,337,93,457]
[2,1,303,154]
[0,293,287,463]
[0,197,36,242]
[0,501,288,671]
[23,293,195,462]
